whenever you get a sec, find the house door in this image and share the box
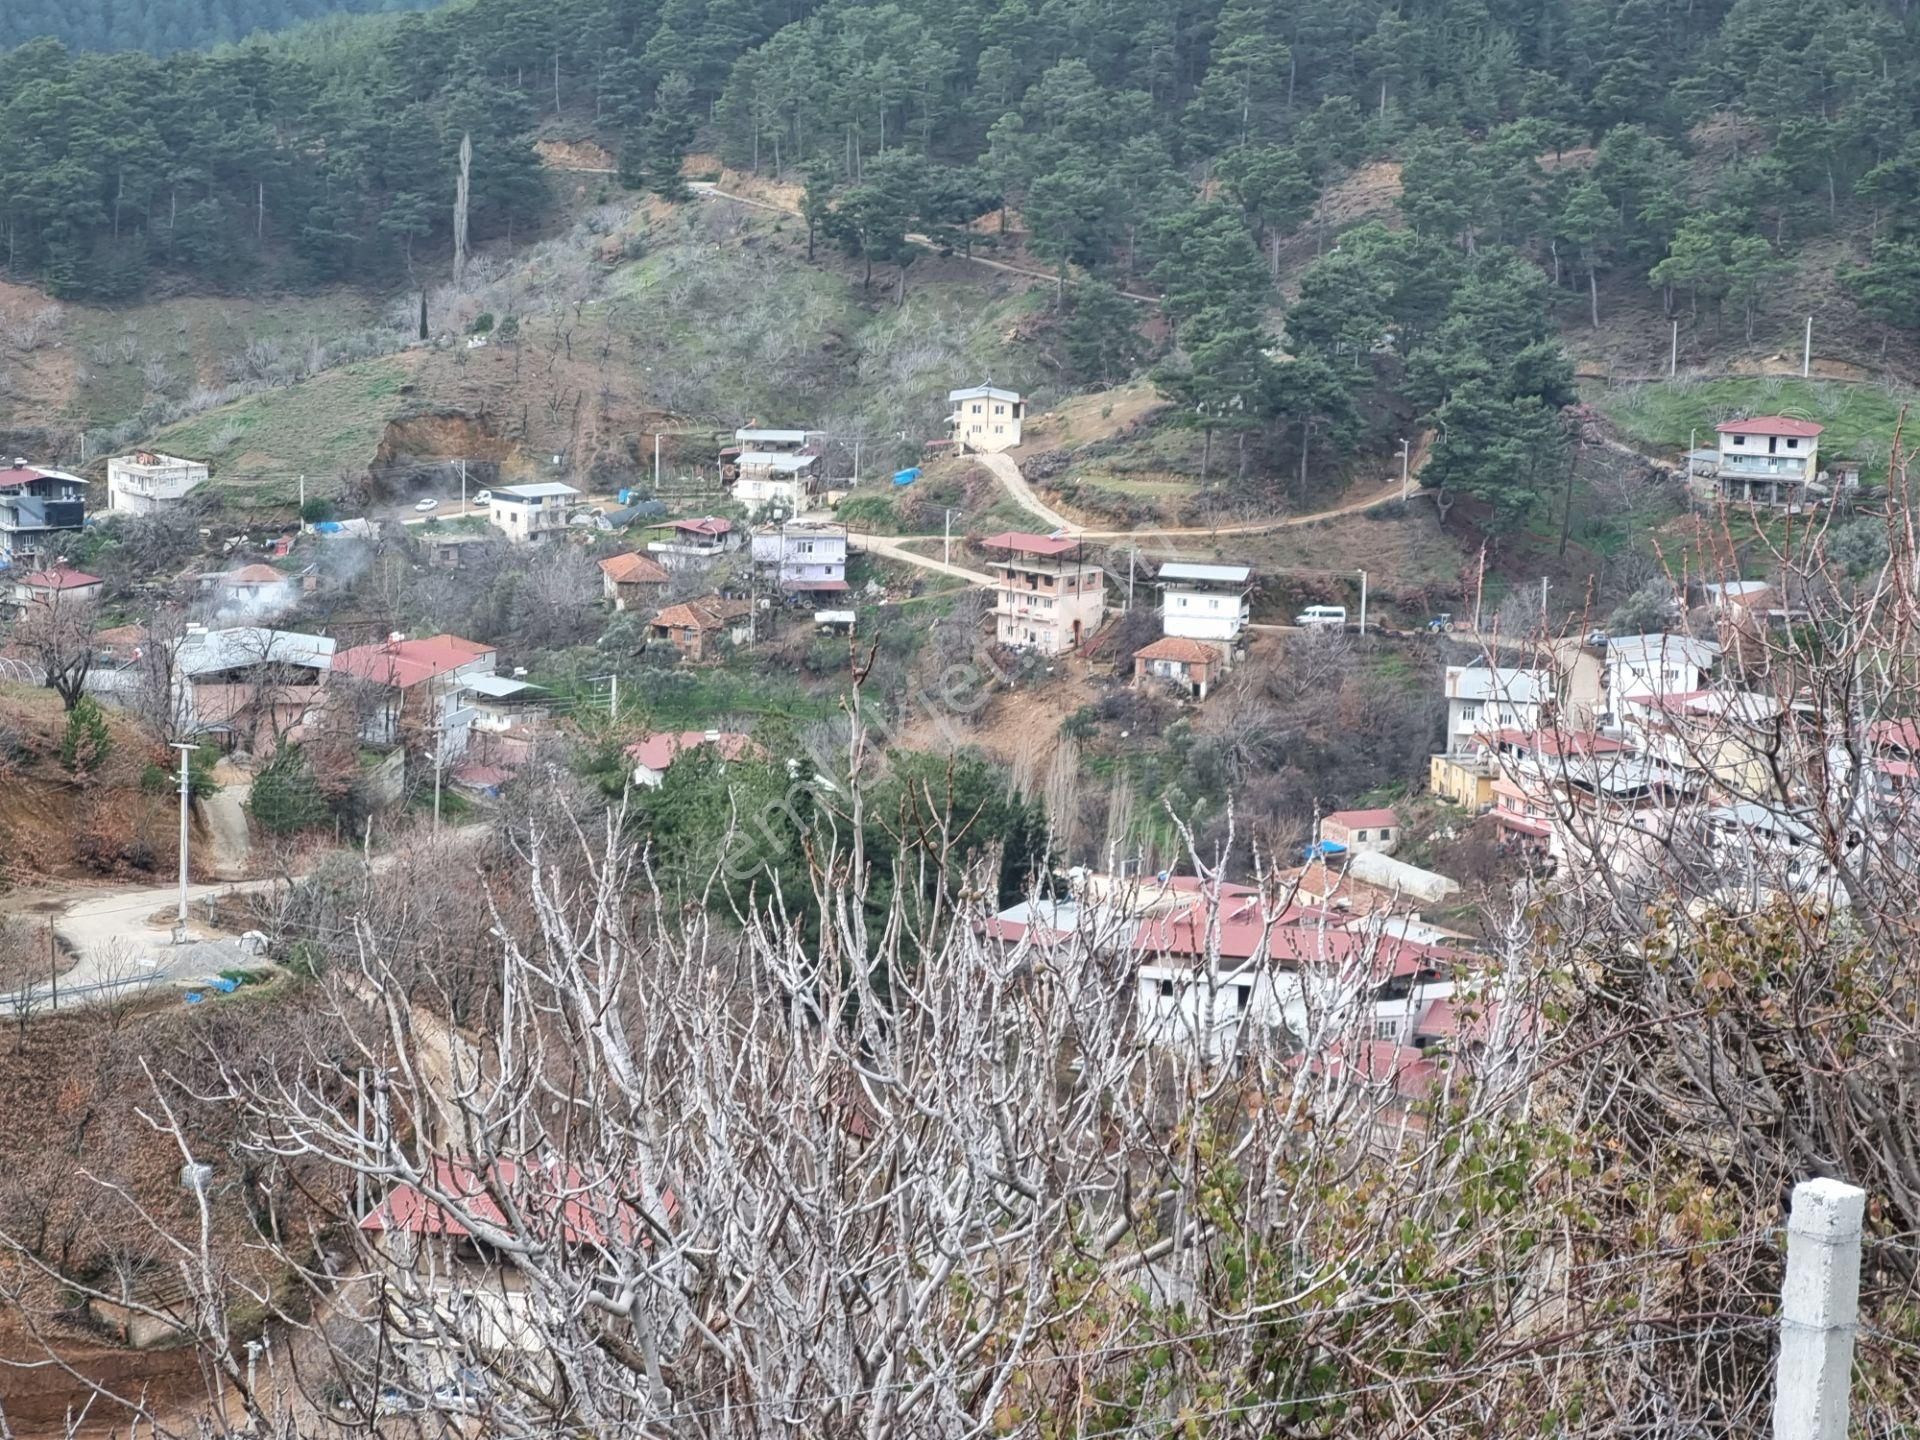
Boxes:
[1071,619,1082,648]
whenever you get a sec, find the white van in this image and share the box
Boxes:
[1294,605,1348,629]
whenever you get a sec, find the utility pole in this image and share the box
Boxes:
[852,436,862,486]
[943,507,960,568]
[1357,569,1368,637]
[1772,1177,1864,1440]
[1398,438,1411,502]
[1804,316,1813,378]
[458,457,467,514]
[1127,548,1137,611]
[169,742,196,941]
[1670,319,1678,378]
[47,922,57,1010]
[298,473,305,518]
[1540,576,1550,632]
[431,734,443,834]
[654,433,662,490]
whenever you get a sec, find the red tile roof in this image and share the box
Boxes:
[332,633,494,689]
[219,563,288,586]
[1481,728,1628,757]
[1868,719,1920,754]
[1325,808,1398,829]
[982,530,1081,556]
[1307,1039,1442,1100]
[1137,895,1450,979]
[1715,416,1823,438]
[651,595,750,632]
[359,1157,662,1247]
[625,729,762,774]
[1133,636,1218,665]
[599,552,670,585]
[16,564,102,591]
[671,516,733,537]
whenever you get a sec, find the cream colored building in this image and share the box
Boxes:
[985,531,1104,654]
[948,384,1024,453]
[107,451,207,513]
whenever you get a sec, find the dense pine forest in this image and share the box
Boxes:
[1,0,1914,526]
[0,0,431,55]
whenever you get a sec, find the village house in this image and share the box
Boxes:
[486,482,580,542]
[0,459,88,568]
[10,564,104,610]
[722,429,821,517]
[647,516,744,569]
[1443,663,1549,754]
[648,594,751,661]
[106,451,207,513]
[598,551,670,610]
[1155,561,1253,653]
[173,626,335,754]
[948,384,1025,453]
[1600,633,1720,727]
[750,521,848,595]
[984,531,1105,655]
[1132,636,1223,697]
[201,562,301,618]
[1710,416,1822,507]
[425,533,491,569]
[626,728,762,787]
[330,633,496,756]
[1320,808,1400,856]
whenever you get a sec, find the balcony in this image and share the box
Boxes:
[1718,454,1809,478]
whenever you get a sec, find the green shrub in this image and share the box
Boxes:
[59,698,112,774]
[248,746,330,834]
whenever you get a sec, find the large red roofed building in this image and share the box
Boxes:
[982,532,1104,655]
[331,633,496,753]
[626,728,763,787]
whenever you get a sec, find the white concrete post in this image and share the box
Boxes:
[1773,1177,1865,1440]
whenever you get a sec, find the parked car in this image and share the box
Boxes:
[1585,629,1611,648]
[471,489,492,505]
[1295,605,1348,629]
[414,497,439,512]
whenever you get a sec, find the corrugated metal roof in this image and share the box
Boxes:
[1157,562,1251,584]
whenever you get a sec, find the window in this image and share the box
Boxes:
[1732,434,1746,446]
[1234,985,1251,1013]
[1459,702,1480,723]
[971,403,982,415]
[993,404,1005,415]
[1157,978,1175,999]
[1356,829,1369,841]
[1786,437,1799,450]
[1375,1018,1401,1041]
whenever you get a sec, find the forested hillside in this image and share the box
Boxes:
[1,0,1915,528]
[0,0,430,55]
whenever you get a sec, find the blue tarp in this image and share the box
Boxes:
[1302,840,1348,860]
[891,467,922,487]
[311,520,343,534]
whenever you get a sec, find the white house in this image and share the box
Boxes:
[107,452,208,513]
[984,531,1105,655]
[1714,416,1821,506]
[1443,664,1549,753]
[486,483,580,542]
[948,384,1024,453]
[1602,634,1719,724]
[202,563,300,619]
[1156,561,1252,650]
[0,460,88,567]
[750,521,847,594]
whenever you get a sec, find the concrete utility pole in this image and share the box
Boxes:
[1398,438,1411,501]
[432,736,443,834]
[1670,319,1679,378]
[170,742,196,941]
[298,473,305,517]
[1357,569,1368,637]
[458,457,467,514]
[1127,548,1137,611]
[943,507,961,568]
[1804,316,1814,378]
[1773,1177,1865,1440]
